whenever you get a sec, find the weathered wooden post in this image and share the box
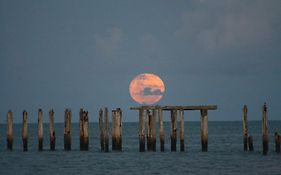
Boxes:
[80,109,89,151]
[248,135,254,151]
[22,111,28,151]
[146,110,152,151]
[104,107,109,152]
[275,132,280,153]
[139,108,145,152]
[99,109,104,151]
[38,109,44,151]
[158,108,164,152]
[7,110,13,150]
[49,109,55,151]
[262,103,269,155]
[151,109,156,152]
[170,109,177,152]
[200,109,208,152]
[243,105,248,151]
[180,109,185,152]
[112,108,122,151]
[64,109,72,151]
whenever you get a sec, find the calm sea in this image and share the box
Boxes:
[0,121,281,175]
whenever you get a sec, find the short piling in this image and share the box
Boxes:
[243,105,248,151]
[99,109,104,151]
[7,111,13,150]
[180,109,185,152]
[170,110,177,152]
[158,108,164,152]
[248,135,254,151]
[80,109,89,151]
[139,108,145,152]
[104,108,109,152]
[275,132,280,153]
[112,108,122,151]
[151,109,156,152]
[38,109,43,151]
[262,103,268,155]
[49,109,55,151]
[64,109,72,151]
[200,109,208,152]
[22,111,28,151]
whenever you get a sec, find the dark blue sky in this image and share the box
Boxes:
[1,0,281,123]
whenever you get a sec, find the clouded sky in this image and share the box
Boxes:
[1,0,281,122]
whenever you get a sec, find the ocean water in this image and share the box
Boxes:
[0,121,281,175]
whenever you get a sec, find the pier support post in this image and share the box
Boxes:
[151,109,156,152]
[243,105,248,151]
[139,109,145,152]
[262,103,269,155]
[158,108,164,152]
[112,108,122,151]
[180,109,185,152]
[104,108,109,152]
[7,111,13,150]
[170,110,177,152]
[49,109,55,151]
[275,132,280,153]
[146,110,152,151]
[80,109,89,151]
[99,109,104,151]
[38,109,43,151]
[22,111,28,151]
[64,109,72,151]
[200,109,208,152]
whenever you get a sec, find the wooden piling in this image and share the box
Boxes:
[170,110,177,152]
[38,109,43,151]
[180,109,185,152]
[22,111,28,151]
[64,109,72,151]
[80,109,89,151]
[99,109,104,151]
[104,107,109,152]
[243,105,248,151]
[112,108,122,151]
[275,132,280,153]
[151,109,156,152]
[139,109,145,152]
[262,103,268,155]
[49,109,55,151]
[146,110,152,151]
[248,135,254,151]
[200,109,208,152]
[7,111,13,150]
[158,108,164,152]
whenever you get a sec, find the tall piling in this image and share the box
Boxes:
[275,132,281,153]
[200,109,208,152]
[158,108,164,152]
[243,105,248,151]
[22,111,28,151]
[170,110,177,152]
[112,108,122,151]
[104,108,109,152]
[64,109,72,151]
[7,111,13,150]
[146,110,152,151]
[38,109,43,151]
[99,109,104,151]
[180,109,185,152]
[151,109,156,152]
[80,109,89,151]
[49,109,55,151]
[262,103,268,155]
[139,108,145,152]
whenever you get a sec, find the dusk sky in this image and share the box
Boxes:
[1,0,281,123]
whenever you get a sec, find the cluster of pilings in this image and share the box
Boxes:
[5,108,122,151]
[242,103,281,155]
[130,105,218,152]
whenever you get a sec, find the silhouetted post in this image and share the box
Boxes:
[7,111,13,150]
[180,109,185,152]
[151,109,156,152]
[22,111,28,151]
[112,108,122,151]
[139,108,145,152]
[275,132,280,153]
[170,110,177,152]
[248,135,254,151]
[243,105,248,151]
[104,108,109,152]
[80,109,89,151]
[49,109,55,151]
[146,110,152,151]
[262,103,268,155]
[99,109,104,151]
[158,108,164,152]
[200,109,208,152]
[38,109,43,151]
[64,109,72,151]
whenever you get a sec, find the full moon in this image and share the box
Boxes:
[129,73,165,105]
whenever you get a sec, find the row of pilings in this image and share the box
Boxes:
[242,103,281,155]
